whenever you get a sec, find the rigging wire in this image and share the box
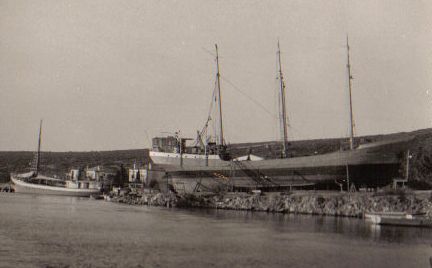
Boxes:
[220,74,312,141]
[220,75,278,120]
[201,46,216,58]
[193,79,218,147]
[192,47,315,144]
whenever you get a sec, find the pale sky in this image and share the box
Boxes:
[1,0,431,151]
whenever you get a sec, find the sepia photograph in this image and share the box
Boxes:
[0,0,431,267]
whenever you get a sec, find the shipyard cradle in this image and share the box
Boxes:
[149,42,412,193]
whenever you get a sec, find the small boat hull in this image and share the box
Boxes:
[365,212,432,228]
[379,217,432,228]
[11,177,101,197]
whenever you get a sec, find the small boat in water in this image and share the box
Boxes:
[11,121,101,197]
[11,173,101,197]
[365,212,432,228]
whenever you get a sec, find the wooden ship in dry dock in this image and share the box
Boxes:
[149,40,412,193]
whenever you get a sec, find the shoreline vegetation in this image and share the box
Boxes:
[107,189,432,219]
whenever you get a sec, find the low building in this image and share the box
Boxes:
[69,169,80,180]
[128,163,148,184]
[86,166,101,180]
[67,166,115,182]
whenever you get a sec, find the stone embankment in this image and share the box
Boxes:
[108,189,432,218]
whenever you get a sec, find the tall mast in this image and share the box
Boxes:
[346,36,355,150]
[277,41,289,158]
[35,119,42,175]
[215,44,224,147]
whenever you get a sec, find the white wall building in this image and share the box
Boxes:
[69,169,80,180]
[128,163,148,183]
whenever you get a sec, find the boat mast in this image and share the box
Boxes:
[277,41,289,158]
[346,36,355,150]
[35,119,42,176]
[215,44,224,148]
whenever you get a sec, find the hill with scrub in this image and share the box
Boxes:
[0,149,149,182]
[1,128,432,188]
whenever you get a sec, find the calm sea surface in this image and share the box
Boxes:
[0,193,431,268]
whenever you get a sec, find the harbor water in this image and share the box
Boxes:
[0,193,431,268]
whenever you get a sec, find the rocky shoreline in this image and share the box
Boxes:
[107,189,432,218]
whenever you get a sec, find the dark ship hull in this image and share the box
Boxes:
[149,136,411,193]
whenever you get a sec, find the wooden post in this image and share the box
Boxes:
[346,164,350,193]
[405,149,410,181]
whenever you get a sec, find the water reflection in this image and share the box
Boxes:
[178,208,432,245]
[1,193,431,268]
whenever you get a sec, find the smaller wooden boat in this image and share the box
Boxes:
[11,121,101,197]
[364,212,432,228]
[11,174,101,197]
